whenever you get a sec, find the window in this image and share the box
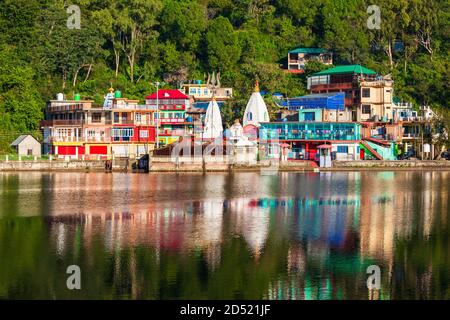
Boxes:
[111,128,134,141]
[139,130,149,138]
[114,113,120,123]
[87,130,96,137]
[304,112,315,121]
[362,105,371,114]
[92,113,102,123]
[135,112,142,123]
[362,88,371,98]
[337,146,349,153]
[247,112,253,121]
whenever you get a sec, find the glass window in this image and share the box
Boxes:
[362,105,371,114]
[337,146,349,153]
[135,112,142,122]
[362,88,371,98]
[92,113,102,123]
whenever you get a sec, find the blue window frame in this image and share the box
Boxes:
[337,146,348,153]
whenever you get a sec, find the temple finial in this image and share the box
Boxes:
[254,80,260,92]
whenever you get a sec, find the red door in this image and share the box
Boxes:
[360,148,365,160]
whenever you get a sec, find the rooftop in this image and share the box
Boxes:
[146,89,189,100]
[312,65,377,76]
[289,48,330,54]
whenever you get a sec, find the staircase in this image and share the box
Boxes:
[360,140,383,160]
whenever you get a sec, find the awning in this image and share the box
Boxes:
[317,144,332,149]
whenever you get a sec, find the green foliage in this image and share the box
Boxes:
[0,0,448,149]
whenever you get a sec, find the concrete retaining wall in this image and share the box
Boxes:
[2,159,449,172]
[0,160,123,171]
[332,160,450,168]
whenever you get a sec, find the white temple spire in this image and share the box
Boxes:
[243,80,270,127]
[203,97,223,139]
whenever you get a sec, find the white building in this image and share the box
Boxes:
[243,81,270,127]
[203,98,223,139]
[10,135,41,157]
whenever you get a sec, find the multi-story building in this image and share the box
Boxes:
[259,122,362,161]
[41,89,157,158]
[180,79,233,102]
[307,65,394,122]
[287,48,333,73]
[275,93,350,122]
[145,89,190,146]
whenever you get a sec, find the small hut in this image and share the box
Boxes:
[10,135,41,157]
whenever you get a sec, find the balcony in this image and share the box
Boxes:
[159,129,185,136]
[51,136,83,143]
[113,119,135,125]
[135,104,158,111]
[41,120,85,127]
[310,82,353,92]
[159,118,186,124]
[85,137,110,143]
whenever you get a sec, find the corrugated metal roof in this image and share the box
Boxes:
[145,89,189,100]
[289,48,329,54]
[312,65,377,76]
[10,135,37,146]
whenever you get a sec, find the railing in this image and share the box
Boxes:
[263,132,360,141]
[159,129,185,136]
[310,82,353,91]
[51,136,83,142]
[85,137,110,143]
[113,120,135,125]
[41,120,85,126]
[135,104,158,111]
[159,118,185,124]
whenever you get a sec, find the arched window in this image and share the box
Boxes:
[247,112,253,121]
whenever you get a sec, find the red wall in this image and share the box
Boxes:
[90,146,108,155]
[134,126,156,143]
[57,146,85,155]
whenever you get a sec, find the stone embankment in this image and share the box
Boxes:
[1,158,449,172]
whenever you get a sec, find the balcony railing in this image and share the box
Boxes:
[41,120,85,126]
[310,82,353,91]
[51,136,83,142]
[159,118,186,124]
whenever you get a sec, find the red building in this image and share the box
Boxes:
[145,89,190,146]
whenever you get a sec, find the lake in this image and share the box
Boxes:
[0,171,449,299]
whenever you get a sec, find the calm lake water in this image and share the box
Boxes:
[0,171,449,300]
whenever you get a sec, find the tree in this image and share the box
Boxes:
[205,16,241,72]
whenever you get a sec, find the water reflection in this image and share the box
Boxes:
[0,171,449,299]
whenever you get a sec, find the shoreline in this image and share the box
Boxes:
[1,159,450,173]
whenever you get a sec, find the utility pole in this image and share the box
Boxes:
[153,81,161,149]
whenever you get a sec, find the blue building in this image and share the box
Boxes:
[276,93,352,122]
[259,122,362,161]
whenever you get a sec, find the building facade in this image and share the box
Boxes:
[287,48,333,73]
[145,89,190,146]
[307,65,394,122]
[41,90,157,158]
